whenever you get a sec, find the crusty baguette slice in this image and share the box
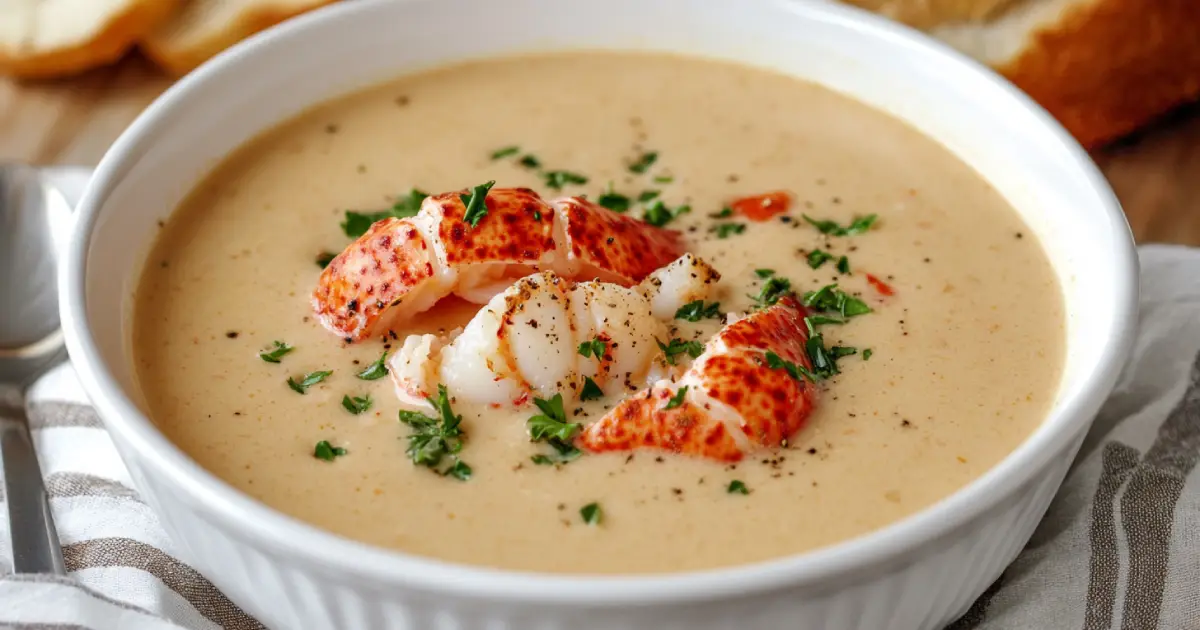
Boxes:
[845,0,1200,148]
[0,0,180,79]
[141,0,339,77]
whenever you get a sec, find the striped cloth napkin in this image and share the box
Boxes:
[3,244,1200,630]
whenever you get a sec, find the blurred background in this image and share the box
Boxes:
[1,0,1197,244]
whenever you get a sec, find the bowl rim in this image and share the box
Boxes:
[59,0,1139,606]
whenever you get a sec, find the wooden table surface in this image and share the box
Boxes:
[3,55,1198,246]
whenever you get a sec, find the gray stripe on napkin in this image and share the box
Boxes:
[1083,442,1139,630]
[1117,351,1200,630]
[0,624,92,630]
[62,538,264,630]
[25,402,103,430]
[2,573,159,616]
[0,472,143,503]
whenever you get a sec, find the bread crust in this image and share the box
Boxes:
[0,0,180,79]
[996,0,1200,147]
[141,1,340,77]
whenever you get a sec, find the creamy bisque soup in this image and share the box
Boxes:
[133,52,1064,574]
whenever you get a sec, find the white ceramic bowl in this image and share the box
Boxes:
[60,0,1139,628]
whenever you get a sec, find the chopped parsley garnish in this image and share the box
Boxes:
[665,386,688,410]
[653,175,674,184]
[577,338,607,359]
[356,351,389,380]
[460,180,496,228]
[754,268,775,278]
[638,190,661,202]
[259,340,294,363]
[674,300,722,322]
[765,350,811,383]
[544,170,588,190]
[341,188,429,238]
[316,252,336,269]
[490,145,520,160]
[530,438,583,466]
[530,454,555,465]
[397,384,470,479]
[341,394,372,415]
[519,154,542,169]
[580,377,604,402]
[806,314,847,326]
[801,284,871,318]
[287,370,332,394]
[313,441,347,462]
[863,349,874,361]
[580,502,603,525]
[727,480,750,495]
[831,346,858,359]
[597,186,631,213]
[643,200,691,227]
[628,151,658,174]
[750,276,793,309]
[803,213,878,236]
[527,394,581,442]
[800,317,842,380]
[836,256,851,274]
[709,207,733,219]
[807,249,835,269]
[713,223,746,238]
[533,210,542,221]
[657,338,703,365]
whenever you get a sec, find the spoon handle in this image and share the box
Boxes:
[0,386,66,574]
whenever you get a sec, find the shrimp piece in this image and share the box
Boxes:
[389,254,720,407]
[577,296,816,462]
[313,187,684,342]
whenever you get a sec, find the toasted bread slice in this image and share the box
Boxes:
[844,0,1200,147]
[0,0,180,79]
[141,0,339,77]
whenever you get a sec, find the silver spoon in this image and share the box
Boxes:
[0,164,90,574]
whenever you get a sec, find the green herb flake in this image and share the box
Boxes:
[287,370,332,394]
[341,394,372,415]
[674,300,722,322]
[665,386,688,410]
[642,200,691,227]
[340,188,429,238]
[544,170,589,190]
[727,480,750,495]
[653,175,674,184]
[863,349,874,361]
[638,190,661,203]
[801,284,872,318]
[802,213,878,237]
[577,338,607,359]
[527,394,581,442]
[357,351,389,380]
[831,346,858,359]
[460,180,496,228]
[530,454,555,466]
[316,252,337,269]
[580,502,603,525]
[490,145,520,160]
[259,340,294,364]
[519,154,542,169]
[398,384,470,479]
[713,223,746,239]
[836,256,851,274]
[313,440,347,462]
[807,249,835,269]
[656,338,704,365]
[628,151,658,174]
[580,377,605,402]
[754,268,775,279]
[709,207,733,219]
[597,186,631,213]
[750,276,793,309]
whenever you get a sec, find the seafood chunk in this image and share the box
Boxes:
[389,254,720,408]
[577,297,816,462]
[313,187,684,342]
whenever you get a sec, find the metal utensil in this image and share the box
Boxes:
[0,164,90,574]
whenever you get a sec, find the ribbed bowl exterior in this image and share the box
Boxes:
[117,429,1081,630]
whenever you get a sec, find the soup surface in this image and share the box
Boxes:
[134,52,1064,574]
